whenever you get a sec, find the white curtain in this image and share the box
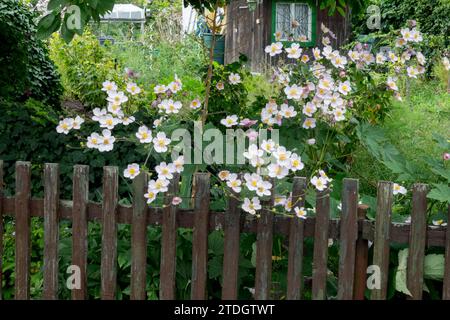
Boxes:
[275,3,311,41]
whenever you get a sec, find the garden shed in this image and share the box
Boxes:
[224,0,351,70]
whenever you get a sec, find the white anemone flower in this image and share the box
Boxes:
[393,183,407,195]
[155,162,175,180]
[124,164,140,180]
[228,73,242,85]
[126,82,141,95]
[56,118,73,134]
[153,132,171,153]
[136,125,152,144]
[98,129,116,152]
[242,197,262,215]
[220,115,239,127]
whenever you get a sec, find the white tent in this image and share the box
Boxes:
[100,4,147,37]
[101,4,147,22]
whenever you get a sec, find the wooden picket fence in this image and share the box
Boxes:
[0,160,450,300]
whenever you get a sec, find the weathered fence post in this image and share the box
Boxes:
[43,163,60,300]
[15,161,31,300]
[286,177,307,300]
[159,173,180,300]
[254,179,275,300]
[130,172,148,300]
[312,188,330,300]
[71,165,89,300]
[100,166,119,300]
[337,178,359,300]
[407,183,427,300]
[222,174,242,300]
[353,204,369,300]
[371,181,393,300]
[191,173,211,300]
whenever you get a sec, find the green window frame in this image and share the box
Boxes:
[271,0,317,47]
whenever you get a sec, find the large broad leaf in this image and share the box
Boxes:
[424,254,445,281]
[60,14,75,43]
[395,249,445,296]
[395,249,412,296]
[47,0,68,10]
[428,184,450,204]
[37,13,61,40]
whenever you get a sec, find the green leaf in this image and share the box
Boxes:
[336,5,346,17]
[424,254,445,280]
[47,0,67,10]
[60,15,75,43]
[395,249,412,296]
[428,184,450,204]
[37,13,61,40]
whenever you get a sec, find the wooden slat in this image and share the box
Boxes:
[286,177,307,300]
[191,173,211,300]
[254,179,275,300]
[353,205,369,300]
[100,166,119,300]
[406,184,427,300]
[444,205,450,300]
[312,188,330,300]
[71,165,89,300]
[15,161,31,300]
[371,181,393,300]
[159,173,180,300]
[221,175,242,300]
[43,163,60,299]
[130,172,148,300]
[337,179,359,300]
[0,160,3,300]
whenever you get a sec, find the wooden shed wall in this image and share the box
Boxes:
[224,0,351,71]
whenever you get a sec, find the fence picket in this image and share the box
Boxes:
[371,181,393,300]
[442,205,450,299]
[130,172,148,300]
[191,173,211,300]
[100,166,119,300]
[43,163,60,300]
[337,179,359,300]
[286,177,307,300]
[312,188,330,300]
[407,184,427,300]
[15,161,31,300]
[71,165,89,300]
[159,173,180,300]
[221,175,242,300]
[254,179,275,300]
[0,160,3,300]
[353,205,369,300]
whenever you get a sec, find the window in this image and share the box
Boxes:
[271,0,316,47]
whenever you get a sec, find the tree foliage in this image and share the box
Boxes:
[0,0,62,106]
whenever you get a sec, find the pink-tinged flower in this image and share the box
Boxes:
[239,118,258,127]
[246,130,259,141]
[172,197,182,206]
[443,153,450,161]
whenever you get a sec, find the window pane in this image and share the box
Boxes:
[275,2,312,42]
[275,3,291,40]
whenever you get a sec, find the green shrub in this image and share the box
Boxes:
[49,29,124,109]
[0,0,62,106]
[352,0,450,71]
